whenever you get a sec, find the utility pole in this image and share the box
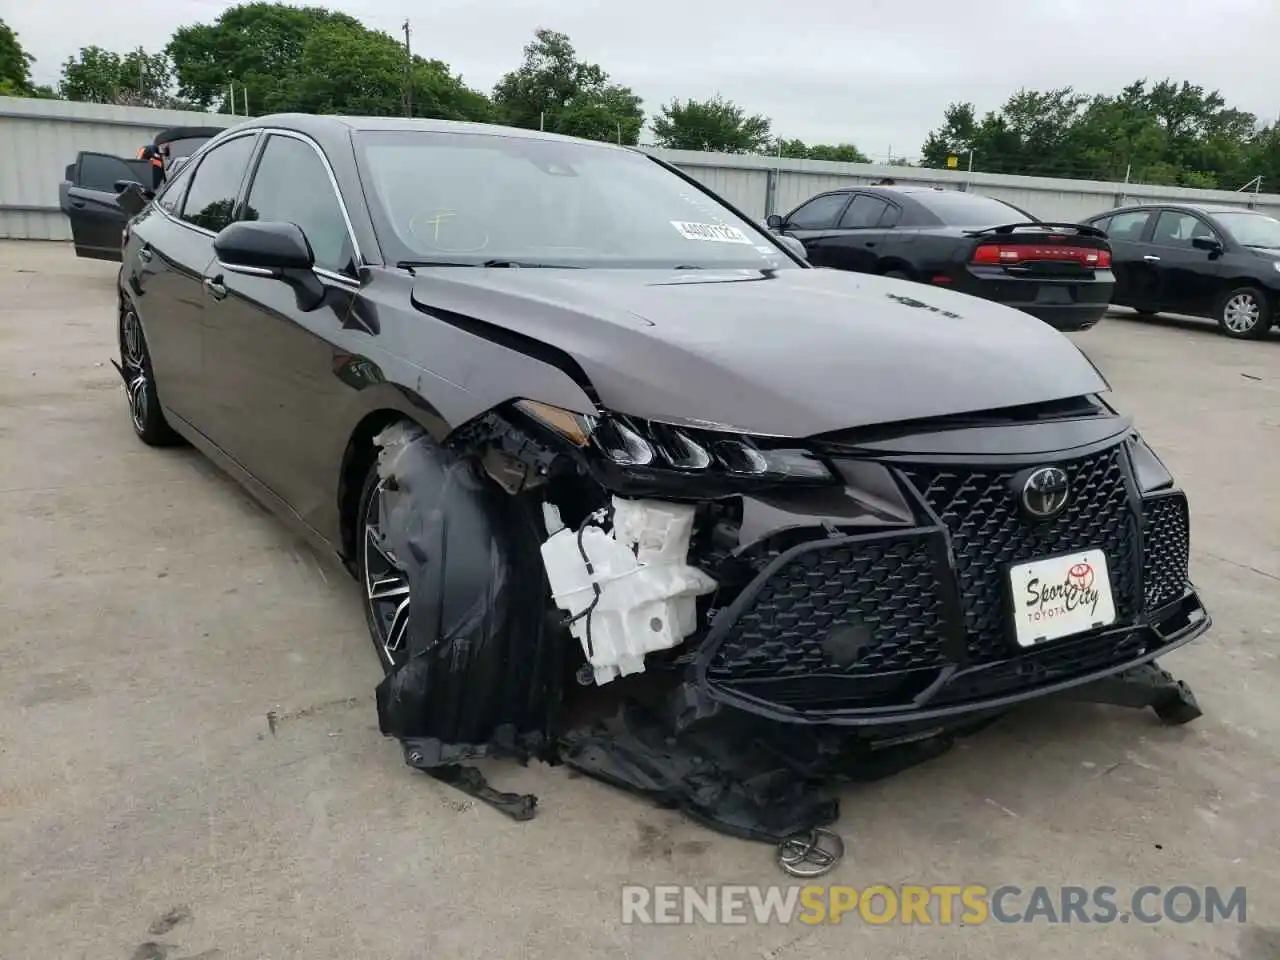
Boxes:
[402,20,413,118]
[228,81,236,116]
[137,46,145,96]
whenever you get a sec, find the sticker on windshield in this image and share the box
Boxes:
[670,221,754,244]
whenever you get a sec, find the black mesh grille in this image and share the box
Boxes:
[1142,493,1190,610]
[903,446,1139,663]
[705,534,951,681]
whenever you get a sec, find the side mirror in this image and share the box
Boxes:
[114,180,151,217]
[213,220,326,311]
[776,235,808,261]
[765,213,785,231]
[214,220,315,273]
[1191,236,1223,253]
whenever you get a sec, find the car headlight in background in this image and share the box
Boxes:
[514,399,837,489]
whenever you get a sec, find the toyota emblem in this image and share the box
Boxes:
[1020,466,1070,519]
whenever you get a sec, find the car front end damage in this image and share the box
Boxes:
[369,392,1209,840]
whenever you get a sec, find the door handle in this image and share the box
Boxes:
[1143,255,1161,262]
[203,277,227,300]
[70,200,86,208]
[138,246,153,262]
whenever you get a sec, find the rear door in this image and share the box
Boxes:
[778,193,852,267]
[59,151,152,261]
[1092,209,1157,306]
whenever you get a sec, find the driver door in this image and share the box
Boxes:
[200,131,363,527]
[777,192,853,267]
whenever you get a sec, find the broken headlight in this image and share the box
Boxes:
[515,400,837,495]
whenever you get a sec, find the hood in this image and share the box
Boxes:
[409,267,1109,437]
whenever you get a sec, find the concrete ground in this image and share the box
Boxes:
[1,240,1278,960]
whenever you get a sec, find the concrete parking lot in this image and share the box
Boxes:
[2,240,1278,960]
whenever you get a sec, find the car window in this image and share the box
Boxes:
[879,203,902,227]
[787,194,849,230]
[839,195,890,228]
[161,136,213,160]
[1152,211,1217,247]
[355,131,795,270]
[1104,210,1152,242]
[910,190,1031,226]
[1089,216,1112,234]
[76,152,149,193]
[1213,211,1280,248]
[180,134,258,234]
[242,134,355,275]
[154,164,193,216]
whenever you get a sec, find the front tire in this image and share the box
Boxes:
[1215,285,1272,339]
[357,464,410,674]
[118,307,181,446]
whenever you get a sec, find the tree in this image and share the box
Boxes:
[0,18,35,95]
[168,2,364,113]
[773,139,869,162]
[492,29,643,144]
[652,95,772,153]
[919,80,1265,188]
[168,3,492,120]
[59,46,179,107]
[272,21,492,120]
[921,102,978,168]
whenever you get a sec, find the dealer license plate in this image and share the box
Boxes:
[1008,548,1117,647]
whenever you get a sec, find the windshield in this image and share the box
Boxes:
[1214,211,1280,248]
[355,130,795,270]
[913,190,1032,227]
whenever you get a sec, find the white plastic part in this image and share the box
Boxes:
[540,497,717,685]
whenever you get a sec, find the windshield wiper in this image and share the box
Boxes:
[397,258,579,269]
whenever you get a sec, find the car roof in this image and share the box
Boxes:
[224,112,633,152]
[1098,202,1259,217]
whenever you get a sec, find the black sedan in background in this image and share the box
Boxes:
[1082,203,1280,339]
[110,114,1207,781]
[767,186,1114,331]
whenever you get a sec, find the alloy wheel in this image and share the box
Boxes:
[120,310,150,433]
[1222,293,1260,334]
[362,479,411,668]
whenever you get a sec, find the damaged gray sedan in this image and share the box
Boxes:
[113,114,1209,838]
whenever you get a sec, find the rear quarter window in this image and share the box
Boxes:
[912,190,1032,227]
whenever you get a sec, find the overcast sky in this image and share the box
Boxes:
[9,0,1279,160]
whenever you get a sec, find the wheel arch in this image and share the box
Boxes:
[337,407,427,565]
[877,257,917,278]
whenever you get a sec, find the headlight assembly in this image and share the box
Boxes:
[514,399,838,494]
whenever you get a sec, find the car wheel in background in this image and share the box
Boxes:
[118,307,182,446]
[883,269,912,281]
[1215,285,1272,339]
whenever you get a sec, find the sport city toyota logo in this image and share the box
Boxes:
[1019,466,1070,520]
[1025,558,1102,619]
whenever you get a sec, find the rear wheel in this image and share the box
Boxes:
[883,269,912,282]
[1215,285,1272,339]
[118,307,181,446]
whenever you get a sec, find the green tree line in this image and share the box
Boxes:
[922,82,1279,190]
[5,8,1280,190]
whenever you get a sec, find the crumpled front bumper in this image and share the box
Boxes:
[687,451,1210,729]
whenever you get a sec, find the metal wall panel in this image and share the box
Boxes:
[3,97,1278,241]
